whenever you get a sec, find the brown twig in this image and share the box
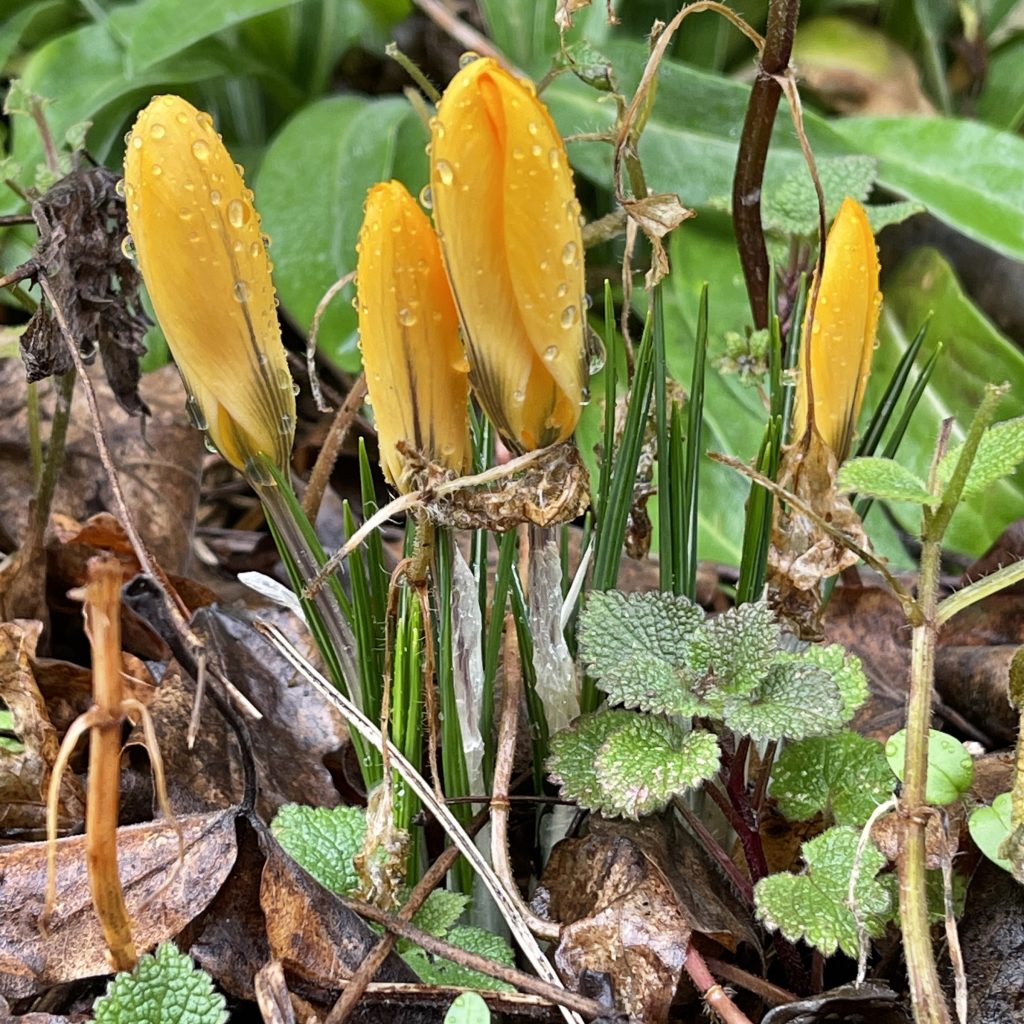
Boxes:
[704,955,796,1007]
[411,0,506,64]
[325,803,492,1023]
[343,897,605,1019]
[732,0,800,330]
[83,555,137,971]
[672,797,753,904]
[684,940,756,1024]
[331,981,562,1019]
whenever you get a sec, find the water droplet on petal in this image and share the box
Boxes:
[191,139,210,161]
[120,235,136,260]
[397,307,417,327]
[185,393,208,430]
[419,184,433,209]
[459,50,481,67]
[233,280,249,302]
[556,282,569,299]
[151,164,162,177]
[114,178,126,198]
[227,198,247,227]
[512,147,525,160]
[561,241,578,265]
[209,189,221,206]
[131,136,142,150]
[435,160,454,186]
[560,305,579,329]
[548,148,561,170]
[512,388,525,406]
[543,345,559,362]
[150,123,166,139]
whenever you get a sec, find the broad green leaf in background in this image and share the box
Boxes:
[270,803,366,894]
[885,728,974,806]
[968,791,1014,872]
[875,248,1024,556]
[937,416,1024,499]
[255,95,427,371]
[444,991,491,1024]
[838,457,936,506]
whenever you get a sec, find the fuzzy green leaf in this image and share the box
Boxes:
[865,200,926,233]
[411,889,472,939]
[798,643,869,723]
[838,457,937,505]
[444,992,491,1024]
[579,591,707,715]
[937,416,1024,498]
[762,155,877,237]
[401,926,515,993]
[594,720,720,819]
[271,804,366,895]
[93,943,227,1024]
[968,792,1013,872]
[754,827,893,957]
[547,710,639,814]
[690,601,781,695]
[771,732,896,826]
[723,658,845,741]
[885,729,974,806]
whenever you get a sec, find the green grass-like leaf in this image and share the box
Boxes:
[754,827,893,958]
[271,804,366,895]
[838,457,937,505]
[771,732,896,826]
[93,943,227,1024]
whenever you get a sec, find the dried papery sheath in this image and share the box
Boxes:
[356,180,470,492]
[430,57,588,453]
[791,197,882,463]
[123,94,295,473]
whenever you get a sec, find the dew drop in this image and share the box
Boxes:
[114,178,126,198]
[151,164,162,177]
[279,413,294,435]
[527,121,539,136]
[176,111,188,125]
[432,117,446,139]
[120,235,136,260]
[250,241,261,257]
[435,160,454,186]
[188,230,200,243]
[185,393,208,430]
[586,326,606,374]
[560,305,579,329]
[512,388,525,406]
[227,198,247,228]
[397,307,417,327]
[233,280,249,302]
[459,50,481,67]
[131,136,142,150]
[196,112,214,130]
[179,207,191,221]
[209,189,221,206]
[512,147,525,160]
[531,143,542,158]
[548,148,561,170]
[543,344,559,362]
[561,240,578,265]
[419,184,433,209]
[262,232,273,248]
[150,123,166,139]
[191,139,211,161]
[556,282,569,299]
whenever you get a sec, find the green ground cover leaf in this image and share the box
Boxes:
[93,944,227,1024]
[270,803,366,894]
[937,416,1024,499]
[771,731,895,826]
[969,792,1014,872]
[885,729,974,806]
[838,457,937,506]
[401,926,515,993]
[755,827,892,957]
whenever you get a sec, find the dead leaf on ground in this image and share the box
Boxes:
[0,621,85,835]
[0,995,72,1023]
[0,808,236,999]
[256,820,419,995]
[534,816,699,1023]
[935,645,1020,746]
[761,982,908,1023]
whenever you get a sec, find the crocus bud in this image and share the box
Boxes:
[430,57,588,453]
[356,180,470,491]
[123,94,295,474]
[791,197,881,462]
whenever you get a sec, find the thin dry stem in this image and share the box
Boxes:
[411,0,506,64]
[306,270,355,414]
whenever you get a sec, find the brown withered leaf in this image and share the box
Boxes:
[254,960,297,1024]
[621,193,695,288]
[403,441,590,530]
[0,809,236,999]
[555,0,591,30]
[935,645,1020,746]
[0,361,201,575]
[14,167,150,416]
[534,818,695,1023]
[257,821,419,994]
[768,431,870,639]
[0,622,85,835]
[761,983,908,1023]
[0,995,71,1023]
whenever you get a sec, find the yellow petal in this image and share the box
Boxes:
[430,57,588,453]
[357,181,470,491]
[123,94,295,474]
[792,196,881,462]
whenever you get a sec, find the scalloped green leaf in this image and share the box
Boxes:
[690,601,781,696]
[838,457,937,506]
[411,889,472,939]
[797,643,869,723]
[762,155,878,237]
[547,709,639,814]
[771,731,896,826]
[401,926,515,993]
[754,827,893,957]
[93,943,227,1024]
[270,804,366,895]
[594,719,720,819]
[579,591,707,715]
[968,792,1014,872]
[723,659,845,741]
[937,416,1024,499]
[885,729,974,806]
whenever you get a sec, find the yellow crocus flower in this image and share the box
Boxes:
[791,196,882,462]
[430,57,588,453]
[356,180,470,491]
[123,94,295,474]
